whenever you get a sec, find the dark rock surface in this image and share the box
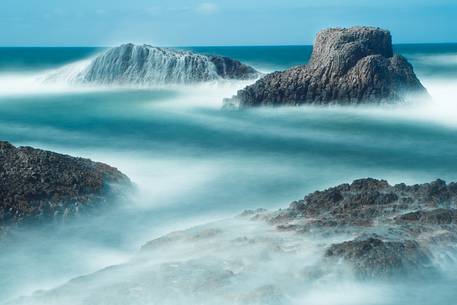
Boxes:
[207,55,260,80]
[77,44,260,85]
[325,238,431,278]
[0,141,130,229]
[226,27,428,107]
[244,178,457,278]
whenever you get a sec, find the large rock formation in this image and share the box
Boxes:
[0,141,130,230]
[46,44,260,85]
[226,27,428,107]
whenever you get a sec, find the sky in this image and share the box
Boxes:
[1,0,457,46]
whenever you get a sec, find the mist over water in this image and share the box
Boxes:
[1,44,457,304]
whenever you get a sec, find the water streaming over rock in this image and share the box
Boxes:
[43,44,259,85]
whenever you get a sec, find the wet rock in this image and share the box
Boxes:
[141,227,223,251]
[245,178,457,278]
[279,178,457,227]
[395,209,457,225]
[226,27,428,107]
[0,141,131,229]
[325,238,431,278]
[207,55,260,80]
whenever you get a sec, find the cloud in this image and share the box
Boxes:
[196,2,219,15]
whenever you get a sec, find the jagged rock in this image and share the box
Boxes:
[48,44,260,85]
[243,178,457,278]
[277,178,457,227]
[226,26,428,107]
[395,209,457,225]
[325,238,431,278]
[0,141,131,229]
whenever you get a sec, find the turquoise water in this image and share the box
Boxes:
[1,45,457,304]
[1,44,457,73]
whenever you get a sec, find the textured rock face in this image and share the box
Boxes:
[62,44,259,85]
[227,27,427,107]
[243,178,457,278]
[0,141,130,229]
[206,55,260,80]
[325,238,431,278]
[282,178,457,227]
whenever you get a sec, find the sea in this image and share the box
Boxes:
[1,44,457,304]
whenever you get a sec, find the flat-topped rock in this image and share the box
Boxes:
[226,26,428,107]
[0,141,130,228]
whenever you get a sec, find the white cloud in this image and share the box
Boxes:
[196,2,219,15]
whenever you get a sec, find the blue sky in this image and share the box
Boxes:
[1,0,456,46]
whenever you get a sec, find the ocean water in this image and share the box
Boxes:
[1,44,457,304]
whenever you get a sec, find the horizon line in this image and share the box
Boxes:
[1,42,457,48]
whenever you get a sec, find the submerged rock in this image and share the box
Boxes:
[50,44,260,85]
[226,26,428,107]
[0,141,130,229]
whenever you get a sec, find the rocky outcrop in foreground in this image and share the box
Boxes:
[251,178,457,278]
[47,44,260,85]
[0,141,130,230]
[226,26,428,107]
[141,177,457,280]
[9,178,457,305]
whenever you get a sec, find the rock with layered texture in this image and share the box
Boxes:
[226,27,427,107]
[0,141,131,229]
